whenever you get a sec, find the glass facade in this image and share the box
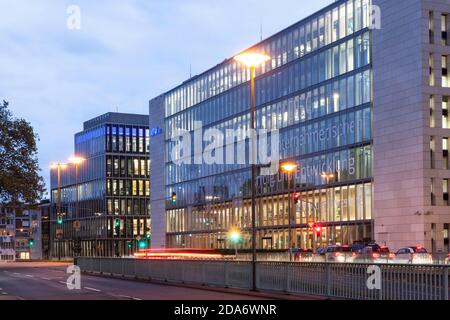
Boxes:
[159,0,374,250]
[50,113,150,258]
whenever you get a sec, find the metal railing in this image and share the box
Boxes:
[75,257,450,300]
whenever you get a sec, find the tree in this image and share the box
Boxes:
[0,100,44,205]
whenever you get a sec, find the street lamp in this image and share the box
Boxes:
[50,162,68,261]
[280,162,298,261]
[68,156,85,222]
[319,172,335,251]
[321,172,335,184]
[228,228,242,257]
[234,51,271,291]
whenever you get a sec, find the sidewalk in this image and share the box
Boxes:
[82,271,331,301]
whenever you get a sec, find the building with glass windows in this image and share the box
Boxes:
[50,113,151,258]
[149,0,450,253]
[0,205,15,261]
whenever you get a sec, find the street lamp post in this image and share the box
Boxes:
[234,52,270,291]
[320,172,335,251]
[69,157,85,221]
[281,162,298,261]
[50,162,68,261]
[228,228,242,257]
[69,156,85,257]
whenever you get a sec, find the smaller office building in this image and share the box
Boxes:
[50,112,151,258]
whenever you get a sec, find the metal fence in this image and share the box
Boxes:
[75,258,450,300]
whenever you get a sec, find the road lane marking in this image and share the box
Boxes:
[1,292,7,295]
[59,281,67,285]
[84,287,101,292]
[25,275,34,278]
[118,294,143,301]
[13,273,20,275]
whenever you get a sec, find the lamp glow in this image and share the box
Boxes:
[50,162,68,170]
[234,52,271,68]
[69,156,86,165]
[228,229,242,244]
[281,162,298,173]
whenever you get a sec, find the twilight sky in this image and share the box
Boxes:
[0,0,332,196]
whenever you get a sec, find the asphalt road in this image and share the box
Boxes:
[0,262,270,301]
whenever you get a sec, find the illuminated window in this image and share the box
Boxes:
[443,179,449,205]
[443,97,449,128]
[442,14,448,45]
[442,55,448,87]
[132,180,137,196]
[443,138,449,169]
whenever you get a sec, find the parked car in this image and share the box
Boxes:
[294,249,314,262]
[312,247,327,262]
[353,244,395,264]
[322,245,355,263]
[394,246,433,264]
[351,243,367,254]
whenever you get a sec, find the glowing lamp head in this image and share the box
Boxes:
[234,52,271,68]
[50,162,68,170]
[69,156,86,165]
[228,229,242,244]
[321,172,335,179]
[281,162,298,173]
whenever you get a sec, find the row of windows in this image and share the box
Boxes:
[106,179,150,197]
[106,125,150,154]
[168,224,373,250]
[429,12,450,46]
[51,199,105,221]
[106,157,150,178]
[167,145,372,207]
[166,32,371,139]
[75,126,105,158]
[167,182,372,234]
[166,107,372,185]
[52,180,106,205]
[51,156,105,189]
[164,0,372,117]
[166,68,371,168]
[106,198,150,217]
[431,177,450,206]
[50,217,150,240]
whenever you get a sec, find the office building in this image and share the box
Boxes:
[149,0,450,253]
[50,112,151,258]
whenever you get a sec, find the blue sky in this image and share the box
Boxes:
[0,0,331,195]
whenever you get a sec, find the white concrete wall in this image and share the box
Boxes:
[373,0,450,252]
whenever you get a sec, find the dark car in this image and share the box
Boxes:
[394,246,433,264]
[353,244,395,263]
[321,245,355,262]
[294,249,314,262]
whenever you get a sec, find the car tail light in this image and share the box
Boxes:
[352,252,356,257]
[389,253,395,259]
[372,253,380,259]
